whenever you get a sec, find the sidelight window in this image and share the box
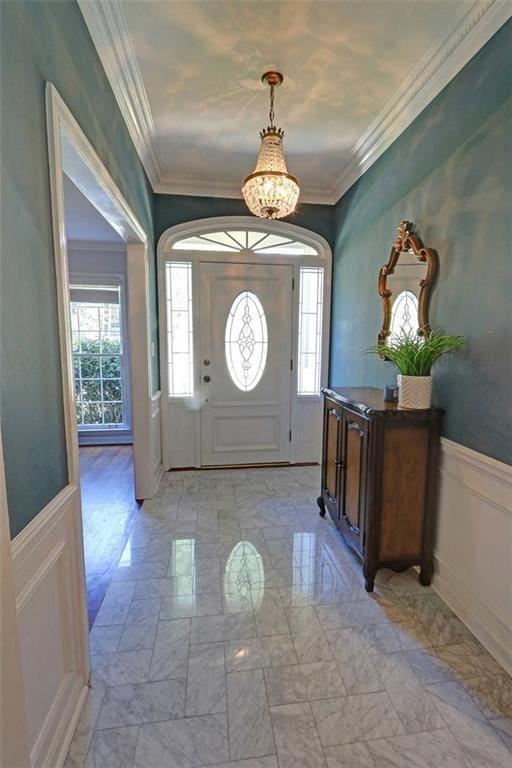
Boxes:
[297,266,324,396]
[166,261,194,397]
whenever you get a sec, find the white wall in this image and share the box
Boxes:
[432,438,512,675]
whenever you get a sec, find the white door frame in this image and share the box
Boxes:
[157,216,332,469]
[0,428,31,768]
[46,82,157,500]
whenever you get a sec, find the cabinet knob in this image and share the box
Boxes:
[203,375,211,383]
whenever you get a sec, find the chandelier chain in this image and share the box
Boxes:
[269,84,275,128]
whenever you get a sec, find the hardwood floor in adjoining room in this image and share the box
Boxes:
[80,445,141,627]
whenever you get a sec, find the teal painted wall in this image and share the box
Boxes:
[154,194,335,247]
[330,22,512,464]
[0,0,157,538]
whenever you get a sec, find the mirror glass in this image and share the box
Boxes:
[386,250,428,341]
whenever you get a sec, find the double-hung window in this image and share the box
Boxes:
[70,284,127,428]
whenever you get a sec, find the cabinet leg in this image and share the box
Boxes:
[317,496,326,517]
[363,564,375,592]
[419,561,433,586]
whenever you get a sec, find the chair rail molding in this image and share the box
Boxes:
[433,437,512,675]
[79,0,510,204]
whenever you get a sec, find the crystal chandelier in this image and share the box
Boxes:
[242,71,300,220]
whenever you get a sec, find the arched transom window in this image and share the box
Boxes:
[172,229,318,256]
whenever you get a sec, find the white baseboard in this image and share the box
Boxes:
[432,438,512,675]
[52,683,89,768]
[11,484,89,768]
[433,554,511,675]
[78,434,133,446]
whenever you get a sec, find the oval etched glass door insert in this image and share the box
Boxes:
[225,291,268,391]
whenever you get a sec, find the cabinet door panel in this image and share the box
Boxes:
[340,411,368,551]
[323,401,341,518]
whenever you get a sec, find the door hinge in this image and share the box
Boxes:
[292,277,295,290]
[290,358,293,371]
[289,430,292,442]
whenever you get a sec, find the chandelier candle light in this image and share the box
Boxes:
[242,71,300,219]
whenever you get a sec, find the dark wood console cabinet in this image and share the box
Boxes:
[317,387,442,591]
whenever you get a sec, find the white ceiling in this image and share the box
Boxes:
[79,1,508,203]
[121,0,461,198]
[63,175,123,242]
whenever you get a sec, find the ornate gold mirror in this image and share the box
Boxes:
[378,221,437,348]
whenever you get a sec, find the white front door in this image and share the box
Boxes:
[199,262,293,465]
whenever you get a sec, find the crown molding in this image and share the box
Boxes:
[328,0,511,203]
[77,0,162,187]
[79,0,509,206]
[155,177,243,200]
[154,176,334,205]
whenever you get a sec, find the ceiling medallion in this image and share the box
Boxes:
[242,71,300,220]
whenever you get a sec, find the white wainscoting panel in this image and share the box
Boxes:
[433,438,512,675]
[292,398,323,463]
[11,484,89,768]
[164,401,198,469]
[151,391,163,491]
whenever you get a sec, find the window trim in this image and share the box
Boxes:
[69,274,131,434]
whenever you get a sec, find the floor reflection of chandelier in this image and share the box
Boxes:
[242,71,300,220]
[224,540,265,611]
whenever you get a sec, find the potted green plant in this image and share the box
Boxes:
[367,331,465,408]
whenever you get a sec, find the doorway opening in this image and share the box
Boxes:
[46,84,161,638]
[158,218,332,470]
[62,173,141,624]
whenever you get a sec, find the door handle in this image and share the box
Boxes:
[203,375,211,383]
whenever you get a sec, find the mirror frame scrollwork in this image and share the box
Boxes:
[378,220,437,349]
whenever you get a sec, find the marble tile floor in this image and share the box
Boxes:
[66,466,512,768]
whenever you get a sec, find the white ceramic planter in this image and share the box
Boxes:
[397,374,432,409]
